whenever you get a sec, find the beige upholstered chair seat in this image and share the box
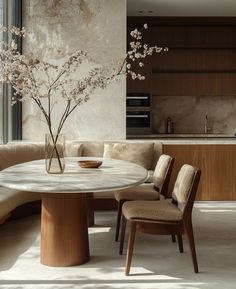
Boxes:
[122,200,182,222]
[114,184,159,202]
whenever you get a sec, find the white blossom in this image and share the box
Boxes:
[0,25,167,138]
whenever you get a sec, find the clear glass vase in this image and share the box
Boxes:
[45,133,65,174]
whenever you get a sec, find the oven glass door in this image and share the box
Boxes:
[126,111,150,128]
[126,93,150,107]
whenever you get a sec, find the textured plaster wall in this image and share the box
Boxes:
[152,95,236,134]
[0,0,3,141]
[22,0,126,140]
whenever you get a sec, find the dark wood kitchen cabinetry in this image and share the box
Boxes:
[127,17,236,97]
[151,72,236,96]
[127,17,236,135]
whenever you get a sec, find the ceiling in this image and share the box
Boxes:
[127,0,236,16]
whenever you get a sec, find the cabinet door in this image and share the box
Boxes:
[163,144,236,200]
[152,73,236,96]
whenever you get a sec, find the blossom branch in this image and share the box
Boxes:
[0,24,167,139]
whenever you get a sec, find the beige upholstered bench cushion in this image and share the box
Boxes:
[65,142,83,157]
[0,187,41,219]
[81,142,104,157]
[0,143,44,221]
[122,200,182,222]
[145,170,154,183]
[103,142,154,170]
[114,183,160,202]
[0,143,45,170]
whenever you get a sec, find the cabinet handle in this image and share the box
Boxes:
[126,115,149,118]
[127,96,148,99]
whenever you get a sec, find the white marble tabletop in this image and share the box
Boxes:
[0,157,148,193]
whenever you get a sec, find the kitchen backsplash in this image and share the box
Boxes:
[152,95,236,134]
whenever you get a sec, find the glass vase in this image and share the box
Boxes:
[45,133,65,174]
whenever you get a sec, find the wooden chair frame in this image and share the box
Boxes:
[119,168,201,276]
[115,156,174,242]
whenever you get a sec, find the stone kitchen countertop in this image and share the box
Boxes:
[127,134,236,144]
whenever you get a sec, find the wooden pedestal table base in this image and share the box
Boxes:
[41,193,90,267]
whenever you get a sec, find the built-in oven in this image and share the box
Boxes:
[126,111,150,128]
[126,93,150,107]
[126,92,151,135]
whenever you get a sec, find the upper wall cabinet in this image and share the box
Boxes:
[150,26,236,47]
[152,49,236,71]
[152,73,236,96]
[127,17,236,97]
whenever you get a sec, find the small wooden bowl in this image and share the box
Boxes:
[78,160,103,169]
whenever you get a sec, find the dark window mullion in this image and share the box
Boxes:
[11,0,22,140]
[2,0,9,144]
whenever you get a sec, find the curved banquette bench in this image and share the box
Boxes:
[0,143,44,224]
[0,140,162,224]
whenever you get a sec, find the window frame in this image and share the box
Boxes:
[2,0,22,144]
[11,0,22,141]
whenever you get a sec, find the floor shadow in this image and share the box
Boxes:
[0,208,235,289]
[0,215,39,271]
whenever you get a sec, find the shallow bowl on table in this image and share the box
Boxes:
[78,160,103,168]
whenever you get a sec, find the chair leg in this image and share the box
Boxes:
[115,201,122,242]
[125,221,136,276]
[119,213,127,255]
[177,234,184,253]
[171,234,176,242]
[185,221,199,273]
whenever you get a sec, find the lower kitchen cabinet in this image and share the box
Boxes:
[163,144,236,200]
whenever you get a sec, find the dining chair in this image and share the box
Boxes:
[114,154,174,242]
[119,164,201,275]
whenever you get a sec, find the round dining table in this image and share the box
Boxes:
[0,157,147,267]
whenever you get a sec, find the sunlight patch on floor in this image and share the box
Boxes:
[194,201,236,208]
[88,227,111,234]
[198,209,236,212]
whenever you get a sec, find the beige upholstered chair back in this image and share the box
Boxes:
[172,164,196,207]
[153,154,174,198]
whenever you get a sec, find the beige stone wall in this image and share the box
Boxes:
[22,0,126,140]
[0,0,3,142]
